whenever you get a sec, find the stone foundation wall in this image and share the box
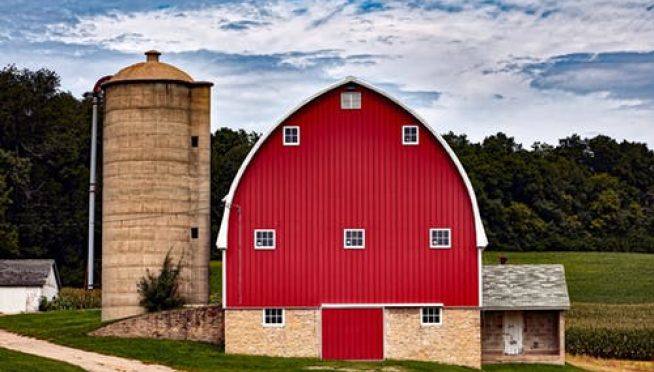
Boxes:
[385,308,481,369]
[90,305,224,344]
[225,309,320,357]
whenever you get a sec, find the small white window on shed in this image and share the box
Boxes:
[421,306,442,325]
[283,126,300,146]
[263,308,284,327]
[403,125,419,145]
[341,92,362,109]
[344,229,365,249]
[254,229,276,249]
[430,228,451,249]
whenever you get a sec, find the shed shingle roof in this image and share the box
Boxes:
[0,260,58,287]
[483,264,570,310]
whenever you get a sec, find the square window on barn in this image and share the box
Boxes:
[341,92,362,109]
[254,230,276,250]
[283,126,300,146]
[430,228,451,249]
[402,125,419,145]
[421,307,442,325]
[263,308,284,327]
[344,229,365,249]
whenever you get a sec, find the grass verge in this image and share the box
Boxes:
[0,347,87,372]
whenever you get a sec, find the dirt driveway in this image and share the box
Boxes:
[0,329,181,372]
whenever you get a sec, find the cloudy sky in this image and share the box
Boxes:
[1,0,653,147]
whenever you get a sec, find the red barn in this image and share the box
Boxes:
[217,77,488,368]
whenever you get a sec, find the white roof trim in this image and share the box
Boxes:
[216,76,488,249]
[322,303,444,309]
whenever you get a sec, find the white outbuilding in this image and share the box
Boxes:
[0,259,61,314]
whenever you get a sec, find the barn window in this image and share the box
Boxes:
[344,229,365,248]
[263,308,284,327]
[191,136,199,147]
[421,307,442,325]
[402,125,419,145]
[430,228,451,248]
[191,227,199,239]
[341,92,361,109]
[283,126,300,146]
[254,230,276,249]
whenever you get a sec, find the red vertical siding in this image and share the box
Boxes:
[322,308,384,360]
[226,84,479,307]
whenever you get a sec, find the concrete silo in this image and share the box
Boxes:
[101,50,212,321]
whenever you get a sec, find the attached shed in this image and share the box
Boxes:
[482,264,570,365]
[0,259,61,314]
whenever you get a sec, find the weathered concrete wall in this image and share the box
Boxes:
[385,308,481,369]
[90,305,224,344]
[102,79,211,321]
[224,309,320,357]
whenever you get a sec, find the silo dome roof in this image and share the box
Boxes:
[109,50,194,83]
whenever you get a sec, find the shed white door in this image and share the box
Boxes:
[503,311,523,355]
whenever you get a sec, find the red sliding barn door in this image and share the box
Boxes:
[322,308,384,360]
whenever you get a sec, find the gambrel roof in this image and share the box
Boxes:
[0,259,60,288]
[216,76,488,250]
[483,264,570,310]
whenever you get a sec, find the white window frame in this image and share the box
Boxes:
[420,306,442,326]
[343,229,365,249]
[283,126,300,146]
[341,92,361,109]
[254,229,276,250]
[430,228,451,249]
[262,308,285,327]
[402,125,419,145]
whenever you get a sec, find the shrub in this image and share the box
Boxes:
[137,250,185,312]
[40,288,102,311]
[566,328,654,361]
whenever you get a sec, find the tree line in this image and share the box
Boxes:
[0,66,651,286]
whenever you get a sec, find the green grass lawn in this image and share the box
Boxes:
[0,347,87,372]
[0,310,590,372]
[482,251,654,304]
[209,260,221,303]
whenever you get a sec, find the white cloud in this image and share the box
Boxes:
[9,0,654,146]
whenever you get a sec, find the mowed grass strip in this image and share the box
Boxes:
[209,260,221,303]
[482,251,654,304]
[0,310,592,372]
[0,347,87,372]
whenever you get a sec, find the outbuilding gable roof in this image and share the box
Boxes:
[0,259,60,288]
[216,76,488,250]
[483,264,570,310]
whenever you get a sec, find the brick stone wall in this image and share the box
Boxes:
[90,305,224,344]
[524,310,559,353]
[481,311,503,353]
[481,310,565,365]
[225,309,320,357]
[385,308,481,369]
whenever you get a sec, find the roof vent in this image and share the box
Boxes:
[145,50,161,62]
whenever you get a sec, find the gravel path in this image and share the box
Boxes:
[0,329,181,372]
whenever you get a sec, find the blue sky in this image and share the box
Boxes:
[1,0,653,147]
